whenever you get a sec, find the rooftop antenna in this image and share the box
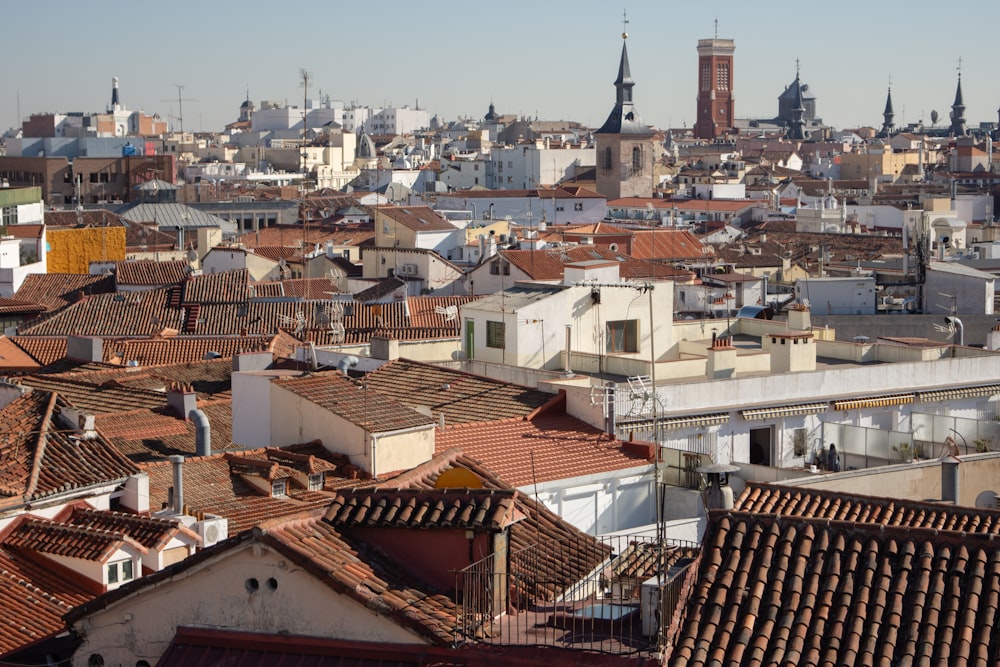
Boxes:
[714,16,718,39]
[300,68,312,175]
[162,84,198,134]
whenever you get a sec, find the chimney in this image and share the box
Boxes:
[167,383,197,420]
[697,463,739,510]
[67,335,104,363]
[370,336,399,361]
[232,351,273,372]
[986,322,1000,351]
[787,303,811,330]
[169,455,185,515]
[764,332,816,373]
[941,456,960,504]
[120,473,150,514]
[706,336,737,380]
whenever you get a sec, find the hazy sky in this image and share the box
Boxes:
[4,1,998,135]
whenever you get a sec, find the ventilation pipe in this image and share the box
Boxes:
[190,409,211,457]
[169,455,185,515]
[337,355,359,375]
[564,325,573,375]
[945,316,964,346]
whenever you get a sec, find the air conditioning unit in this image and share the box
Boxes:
[400,263,418,275]
[194,516,229,547]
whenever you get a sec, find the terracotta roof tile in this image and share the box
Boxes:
[324,488,522,531]
[237,223,375,249]
[11,273,116,313]
[629,229,710,261]
[142,445,376,533]
[103,400,235,463]
[666,489,1000,666]
[62,507,191,550]
[362,359,552,425]
[0,546,91,653]
[181,268,252,304]
[17,375,165,414]
[379,206,457,232]
[114,259,189,286]
[3,517,143,561]
[435,414,650,487]
[0,390,137,504]
[273,372,434,433]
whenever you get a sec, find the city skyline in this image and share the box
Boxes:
[4,0,998,135]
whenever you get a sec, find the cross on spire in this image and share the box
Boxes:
[795,58,800,78]
[714,17,718,39]
[621,9,629,39]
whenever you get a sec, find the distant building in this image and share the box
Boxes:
[693,37,736,140]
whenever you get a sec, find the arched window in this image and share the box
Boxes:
[632,146,643,172]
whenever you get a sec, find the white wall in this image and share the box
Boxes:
[71,543,427,667]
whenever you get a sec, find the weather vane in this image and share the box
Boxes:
[622,9,629,39]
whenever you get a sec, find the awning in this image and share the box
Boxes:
[832,394,914,411]
[617,412,730,431]
[740,402,828,421]
[918,384,1000,403]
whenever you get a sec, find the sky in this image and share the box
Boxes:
[4,1,999,135]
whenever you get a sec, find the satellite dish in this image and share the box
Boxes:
[186,247,198,262]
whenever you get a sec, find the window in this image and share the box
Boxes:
[716,63,729,91]
[107,559,135,585]
[701,63,711,91]
[606,320,639,353]
[632,146,643,172]
[271,479,287,497]
[308,473,324,491]
[574,203,583,211]
[489,259,510,276]
[486,320,505,348]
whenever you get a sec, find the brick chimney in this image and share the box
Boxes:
[706,336,737,380]
[787,303,811,331]
[167,382,198,420]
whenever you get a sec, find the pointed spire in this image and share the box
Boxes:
[878,85,895,138]
[110,76,120,111]
[786,69,807,141]
[595,28,647,135]
[950,70,968,137]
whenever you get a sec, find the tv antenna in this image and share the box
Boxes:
[162,84,198,134]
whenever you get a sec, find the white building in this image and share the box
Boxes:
[488,142,595,190]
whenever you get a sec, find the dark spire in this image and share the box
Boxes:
[950,72,968,137]
[877,86,895,138]
[786,73,807,141]
[110,76,120,111]
[595,31,648,135]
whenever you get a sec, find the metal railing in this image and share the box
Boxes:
[455,534,699,657]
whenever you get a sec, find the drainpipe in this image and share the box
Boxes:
[190,409,211,457]
[564,325,572,374]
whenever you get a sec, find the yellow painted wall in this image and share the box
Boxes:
[47,227,126,274]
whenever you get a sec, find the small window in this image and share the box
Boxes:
[272,479,287,497]
[107,562,118,584]
[606,320,639,353]
[574,203,583,211]
[486,320,505,348]
[308,473,324,491]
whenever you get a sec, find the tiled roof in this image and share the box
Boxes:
[273,372,434,433]
[3,517,144,561]
[181,268,252,304]
[237,223,375,249]
[0,336,41,372]
[9,336,69,365]
[435,413,651,488]
[102,336,274,367]
[629,229,710,261]
[253,277,339,300]
[260,512,458,644]
[0,298,45,315]
[16,375,166,414]
[115,259,189,286]
[499,247,685,281]
[1,224,42,239]
[61,507,193,550]
[142,444,377,533]
[324,488,522,531]
[100,399,236,463]
[735,481,1000,534]
[11,273,116,313]
[0,390,137,504]
[16,290,182,337]
[406,295,482,328]
[249,246,299,263]
[666,508,1000,666]
[0,545,91,654]
[361,359,552,425]
[380,206,457,232]
[354,276,406,302]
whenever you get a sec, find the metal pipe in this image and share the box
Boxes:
[190,409,211,457]
[169,455,185,514]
